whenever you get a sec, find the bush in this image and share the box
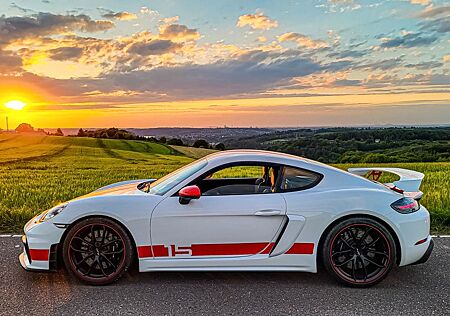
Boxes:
[214,143,226,150]
[193,139,209,148]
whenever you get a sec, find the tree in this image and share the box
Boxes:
[15,123,34,133]
[362,153,390,163]
[55,128,64,136]
[214,143,225,150]
[77,128,86,137]
[159,137,167,144]
[193,139,209,148]
[167,138,184,146]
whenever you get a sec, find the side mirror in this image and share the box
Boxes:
[178,185,201,205]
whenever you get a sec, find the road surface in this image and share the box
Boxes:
[0,237,449,315]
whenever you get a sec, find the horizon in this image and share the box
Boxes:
[0,0,449,128]
[4,123,450,133]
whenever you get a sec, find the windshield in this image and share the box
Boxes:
[144,159,208,196]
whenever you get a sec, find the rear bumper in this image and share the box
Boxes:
[394,206,432,266]
[411,238,434,265]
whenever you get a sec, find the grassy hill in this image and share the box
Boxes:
[0,133,449,233]
[169,145,217,158]
[0,134,194,231]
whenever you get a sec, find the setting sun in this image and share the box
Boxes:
[4,100,26,111]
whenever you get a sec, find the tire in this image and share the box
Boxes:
[63,217,133,285]
[322,217,396,287]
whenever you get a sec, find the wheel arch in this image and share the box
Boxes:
[56,215,139,269]
[316,213,402,266]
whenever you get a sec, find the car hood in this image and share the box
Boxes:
[73,179,154,200]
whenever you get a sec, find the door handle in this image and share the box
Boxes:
[254,210,282,216]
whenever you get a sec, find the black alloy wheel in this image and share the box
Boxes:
[63,217,133,285]
[323,217,396,287]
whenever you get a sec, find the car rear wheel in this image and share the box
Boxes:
[322,217,396,287]
[63,217,133,285]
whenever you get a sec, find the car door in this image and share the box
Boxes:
[150,164,287,260]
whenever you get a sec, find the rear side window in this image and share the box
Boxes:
[279,166,322,192]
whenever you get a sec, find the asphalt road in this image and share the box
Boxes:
[0,237,449,316]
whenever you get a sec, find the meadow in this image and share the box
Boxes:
[0,133,448,233]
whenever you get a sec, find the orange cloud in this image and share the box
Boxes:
[102,11,137,21]
[278,32,328,49]
[410,0,431,5]
[237,12,278,30]
[158,24,200,42]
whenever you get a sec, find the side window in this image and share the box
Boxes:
[196,164,281,196]
[210,166,262,179]
[279,166,321,192]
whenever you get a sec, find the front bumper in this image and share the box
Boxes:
[20,235,59,271]
[19,216,65,271]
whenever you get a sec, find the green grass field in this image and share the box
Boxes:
[0,133,448,233]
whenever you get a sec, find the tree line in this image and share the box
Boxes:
[76,128,225,150]
[224,127,450,163]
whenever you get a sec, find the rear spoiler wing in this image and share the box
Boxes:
[347,167,424,193]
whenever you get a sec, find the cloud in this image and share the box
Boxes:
[278,32,328,49]
[236,12,278,30]
[444,55,450,63]
[0,12,114,45]
[286,71,361,89]
[127,39,182,56]
[0,49,22,73]
[418,5,450,18]
[410,0,431,5]
[320,0,362,13]
[89,50,322,98]
[0,50,324,101]
[48,46,83,61]
[421,16,450,33]
[140,7,158,15]
[160,16,179,24]
[404,60,443,70]
[327,48,368,59]
[379,32,438,48]
[158,24,200,41]
[257,36,268,43]
[101,11,137,21]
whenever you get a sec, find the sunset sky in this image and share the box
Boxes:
[0,0,449,128]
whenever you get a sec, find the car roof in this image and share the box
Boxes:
[203,149,332,171]
[202,149,385,191]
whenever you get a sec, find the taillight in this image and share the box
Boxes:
[390,197,420,214]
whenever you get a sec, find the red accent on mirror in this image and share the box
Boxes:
[178,185,201,199]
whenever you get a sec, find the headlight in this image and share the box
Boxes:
[39,203,68,222]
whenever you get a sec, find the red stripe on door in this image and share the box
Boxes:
[285,243,314,255]
[191,242,273,256]
[137,242,286,258]
[29,249,49,261]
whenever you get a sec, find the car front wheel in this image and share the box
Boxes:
[63,217,133,285]
[322,217,396,287]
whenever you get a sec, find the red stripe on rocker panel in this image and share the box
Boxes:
[137,246,152,258]
[286,243,314,255]
[137,245,170,258]
[29,249,49,261]
[152,245,169,257]
[191,242,273,256]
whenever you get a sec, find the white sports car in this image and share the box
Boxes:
[20,150,433,287]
